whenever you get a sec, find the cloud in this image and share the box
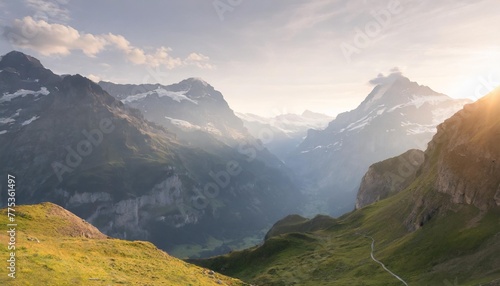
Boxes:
[24,0,71,22]
[184,52,215,69]
[87,74,101,83]
[3,17,106,56]
[104,34,182,68]
[3,17,213,69]
[369,67,404,85]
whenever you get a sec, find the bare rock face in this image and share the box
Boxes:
[428,90,500,210]
[356,149,424,209]
[405,88,500,231]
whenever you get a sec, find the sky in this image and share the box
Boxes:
[1,0,499,117]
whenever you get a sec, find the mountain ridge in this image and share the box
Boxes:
[99,78,248,146]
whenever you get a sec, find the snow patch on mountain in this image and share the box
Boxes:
[164,116,222,136]
[387,94,449,112]
[0,87,50,104]
[363,85,391,111]
[0,117,15,124]
[123,87,198,104]
[21,116,40,126]
[165,116,201,130]
[237,111,333,135]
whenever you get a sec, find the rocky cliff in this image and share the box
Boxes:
[405,87,500,230]
[356,149,424,209]
[429,92,500,209]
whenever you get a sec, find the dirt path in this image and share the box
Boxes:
[364,235,409,286]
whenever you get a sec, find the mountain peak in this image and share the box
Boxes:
[359,73,447,113]
[0,50,59,84]
[168,77,223,102]
[184,77,209,86]
[0,50,44,69]
[301,110,333,120]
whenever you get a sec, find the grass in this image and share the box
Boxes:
[194,180,500,285]
[0,203,247,286]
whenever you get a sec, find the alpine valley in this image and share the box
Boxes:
[1,51,499,285]
[193,85,500,286]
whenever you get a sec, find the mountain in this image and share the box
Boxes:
[99,78,292,179]
[99,79,248,146]
[237,111,333,160]
[193,87,500,285]
[0,203,246,285]
[355,149,424,209]
[287,73,471,216]
[0,51,301,258]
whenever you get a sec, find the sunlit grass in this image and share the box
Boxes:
[0,203,247,286]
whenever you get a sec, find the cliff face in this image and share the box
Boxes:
[427,89,500,210]
[405,88,500,231]
[356,149,424,209]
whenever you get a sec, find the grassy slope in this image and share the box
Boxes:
[194,173,500,286]
[0,203,246,286]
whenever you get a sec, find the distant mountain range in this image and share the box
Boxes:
[286,73,471,216]
[99,79,249,146]
[0,51,301,258]
[237,111,333,160]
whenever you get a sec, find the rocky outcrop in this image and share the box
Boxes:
[405,88,500,231]
[427,90,500,210]
[356,149,424,209]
